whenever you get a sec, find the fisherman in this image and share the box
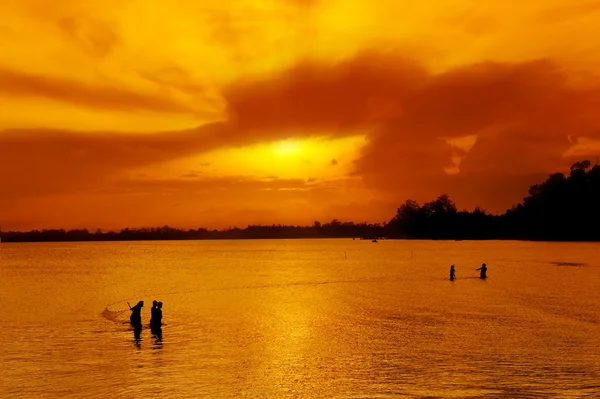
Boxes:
[476,263,488,279]
[449,265,456,281]
[129,300,144,327]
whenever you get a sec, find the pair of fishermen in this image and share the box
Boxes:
[449,263,487,280]
[129,300,163,328]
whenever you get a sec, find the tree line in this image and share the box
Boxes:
[2,160,599,242]
[386,160,600,241]
[0,221,384,242]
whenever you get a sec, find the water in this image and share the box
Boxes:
[1,239,599,398]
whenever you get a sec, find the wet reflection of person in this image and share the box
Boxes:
[151,325,163,346]
[133,325,142,349]
[476,263,488,279]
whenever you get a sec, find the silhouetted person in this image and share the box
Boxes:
[129,300,144,327]
[156,302,163,326]
[476,263,487,279]
[151,302,163,346]
[150,300,158,327]
[449,265,456,281]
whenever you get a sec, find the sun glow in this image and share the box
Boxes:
[151,135,366,181]
[272,140,303,156]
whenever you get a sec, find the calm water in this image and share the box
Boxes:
[1,239,599,398]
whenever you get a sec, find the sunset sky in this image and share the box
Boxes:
[2,0,600,230]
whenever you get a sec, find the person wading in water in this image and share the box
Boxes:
[476,263,488,279]
[150,300,158,327]
[128,301,144,328]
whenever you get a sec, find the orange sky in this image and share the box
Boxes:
[2,0,600,230]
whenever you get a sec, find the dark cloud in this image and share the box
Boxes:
[222,54,600,213]
[0,123,227,198]
[224,52,425,134]
[349,59,600,211]
[181,171,202,178]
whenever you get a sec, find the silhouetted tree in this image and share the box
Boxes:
[570,160,591,171]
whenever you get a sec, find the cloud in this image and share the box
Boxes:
[0,119,341,202]
[181,171,202,178]
[3,51,600,227]
[223,53,600,211]
[2,174,349,230]
[232,55,600,212]
[536,1,600,24]
[104,175,333,194]
[224,52,425,134]
[352,59,600,211]
[0,123,227,199]
[57,15,119,57]
[0,67,198,114]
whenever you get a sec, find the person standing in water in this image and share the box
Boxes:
[129,300,144,327]
[150,300,158,327]
[449,265,456,281]
[156,302,163,326]
[151,302,164,344]
[476,263,488,279]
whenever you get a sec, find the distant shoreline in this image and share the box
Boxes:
[1,235,599,243]
[3,160,600,243]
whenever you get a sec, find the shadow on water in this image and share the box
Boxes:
[550,261,587,267]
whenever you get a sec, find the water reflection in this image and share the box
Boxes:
[130,323,163,349]
[151,326,163,349]
[132,326,142,349]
